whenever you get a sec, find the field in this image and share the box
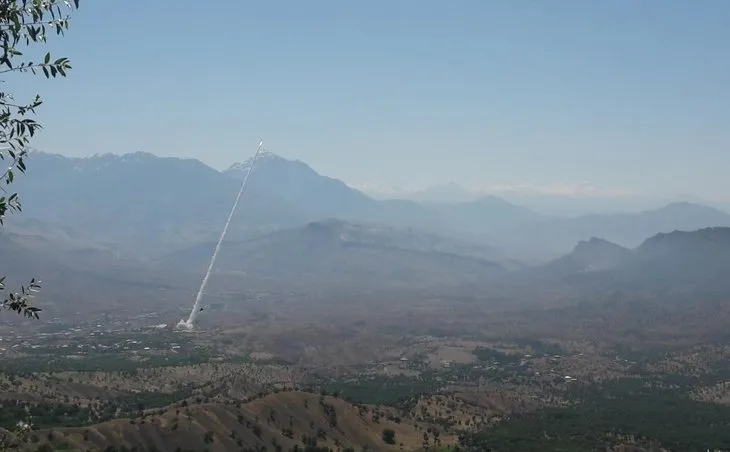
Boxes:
[1,288,730,452]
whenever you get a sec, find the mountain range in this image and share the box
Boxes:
[3,149,730,315]
[369,182,730,216]
[538,227,730,304]
[498,201,730,262]
[157,219,508,289]
[541,237,633,275]
[3,150,730,311]
[0,226,187,318]
[11,150,730,264]
[403,182,480,203]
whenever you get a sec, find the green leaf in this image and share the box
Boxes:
[0,0,78,321]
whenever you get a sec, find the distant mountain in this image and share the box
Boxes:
[0,230,189,316]
[434,196,546,235]
[14,151,446,256]
[496,201,730,261]
[542,237,632,276]
[157,220,507,288]
[635,226,730,259]
[13,151,730,265]
[407,182,479,203]
[227,153,445,231]
[12,151,311,256]
[0,231,62,281]
[498,193,668,216]
[225,152,373,217]
[575,202,730,246]
[3,217,120,264]
[630,227,730,281]
[539,227,730,302]
[12,151,531,256]
[618,227,730,301]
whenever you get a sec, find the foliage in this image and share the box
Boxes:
[459,378,730,452]
[0,399,98,430]
[0,275,40,318]
[0,0,79,318]
[322,374,441,410]
[472,347,520,365]
[0,412,33,450]
[511,338,565,356]
[115,389,196,415]
[381,428,395,445]
[318,396,338,428]
[1,349,213,374]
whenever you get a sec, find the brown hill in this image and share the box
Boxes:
[29,391,454,451]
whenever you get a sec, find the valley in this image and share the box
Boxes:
[2,152,730,451]
[4,303,730,451]
[1,0,728,449]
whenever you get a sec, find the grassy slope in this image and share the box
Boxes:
[32,391,455,451]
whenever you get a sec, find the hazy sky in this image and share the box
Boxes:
[19,1,730,200]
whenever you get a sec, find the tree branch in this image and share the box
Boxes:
[0,61,63,74]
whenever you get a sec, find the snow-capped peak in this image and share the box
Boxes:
[226,150,283,173]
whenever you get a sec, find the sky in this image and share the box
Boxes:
[18,1,730,201]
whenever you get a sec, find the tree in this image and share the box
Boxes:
[0,0,79,318]
[381,428,396,445]
[0,417,33,450]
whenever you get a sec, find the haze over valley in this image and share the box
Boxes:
[4,149,730,451]
[4,148,730,349]
[11,150,730,264]
[4,2,730,451]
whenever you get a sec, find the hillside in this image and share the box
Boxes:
[13,151,311,257]
[541,237,633,277]
[499,202,730,260]
[0,230,192,317]
[12,151,448,258]
[11,151,730,264]
[226,152,374,217]
[435,195,546,234]
[406,182,478,203]
[31,391,454,452]
[158,220,507,288]
[625,227,730,291]
[538,227,730,305]
[2,217,125,269]
[634,226,730,262]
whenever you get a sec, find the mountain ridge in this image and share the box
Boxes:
[13,150,730,263]
[537,226,730,303]
[156,219,508,289]
[29,391,449,452]
[541,237,633,276]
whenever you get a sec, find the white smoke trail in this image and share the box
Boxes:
[176,140,265,331]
